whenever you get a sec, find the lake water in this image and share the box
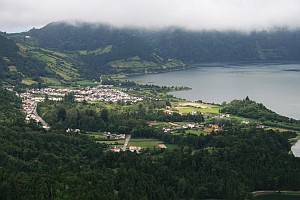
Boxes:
[127,62,300,157]
[127,62,300,120]
[291,141,300,157]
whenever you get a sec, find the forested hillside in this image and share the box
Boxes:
[0,88,299,200]
[0,34,49,85]
[20,22,300,62]
[6,22,300,80]
[221,97,300,130]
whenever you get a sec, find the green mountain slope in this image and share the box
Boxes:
[20,22,300,63]
[5,22,300,81]
[0,34,47,86]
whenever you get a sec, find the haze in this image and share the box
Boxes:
[1,0,300,33]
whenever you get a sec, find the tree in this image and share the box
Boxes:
[57,107,66,121]
[64,92,75,103]
[100,108,109,122]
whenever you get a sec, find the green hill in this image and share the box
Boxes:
[221,97,300,130]
[7,22,300,80]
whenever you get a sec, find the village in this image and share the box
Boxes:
[19,84,143,128]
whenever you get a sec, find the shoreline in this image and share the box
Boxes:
[252,191,300,197]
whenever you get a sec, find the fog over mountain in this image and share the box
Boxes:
[1,0,300,33]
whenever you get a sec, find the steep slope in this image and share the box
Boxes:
[22,22,300,63]
[20,22,186,78]
[7,22,300,80]
[146,29,300,62]
[0,33,83,87]
[0,34,46,85]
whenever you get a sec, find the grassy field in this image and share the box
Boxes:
[174,102,220,114]
[200,106,220,113]
[31,50,80,82]
[165,144,179,150]
[41,77,62,86]
[149,121,169,128]
[41,48,69,58]
[75,80,99,87]
[129,138,164,149]
[85,132,107,140]
[21,78,37,85]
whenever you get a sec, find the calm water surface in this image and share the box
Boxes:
[291,141,300,157]
[127,62,300,120]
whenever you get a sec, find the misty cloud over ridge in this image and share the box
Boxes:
[1,0,300,33]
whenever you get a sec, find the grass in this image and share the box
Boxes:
[31,50,80,82]
[128,138,164,149]
[149,121,169,128]
[41,77,62,86]
[76,80,99,87]
[85,132,107,139]
[109,57,158,69]
[165,144,179,150]
[185,129,207,136]
[21,78,37,85]
[41,48,68,58]
[200,106,220,113]
[174,102,220,114]
[175,106,200,113]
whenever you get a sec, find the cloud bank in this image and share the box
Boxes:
[1,0,300,32]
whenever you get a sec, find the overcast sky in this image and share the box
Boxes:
[1,0,300,33]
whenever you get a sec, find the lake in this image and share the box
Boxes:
[254,193,300,200]
[127,62,300,120]
[291,140,300,157]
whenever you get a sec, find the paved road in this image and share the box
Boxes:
[33,102,50,130]
[122,134,131,151]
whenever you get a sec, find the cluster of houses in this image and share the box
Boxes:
[66,128,81,133]
[214,114,230,119]
[162,123,197,133]
[19,84,142,130]
[21,99,50,130]
[104,132,126,140]
[111,146,142,153]
[20,84,143,103]
[22,99,38,122]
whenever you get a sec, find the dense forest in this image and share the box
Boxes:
[1,88,299,200]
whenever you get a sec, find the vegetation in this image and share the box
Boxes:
[4,22,300,82]
[221,97,300,131]
[1,23,300,199]
[1,81,300,200]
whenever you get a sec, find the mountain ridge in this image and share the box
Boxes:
[2,22,300,83]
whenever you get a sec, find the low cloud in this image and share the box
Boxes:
[1,0,300,32]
